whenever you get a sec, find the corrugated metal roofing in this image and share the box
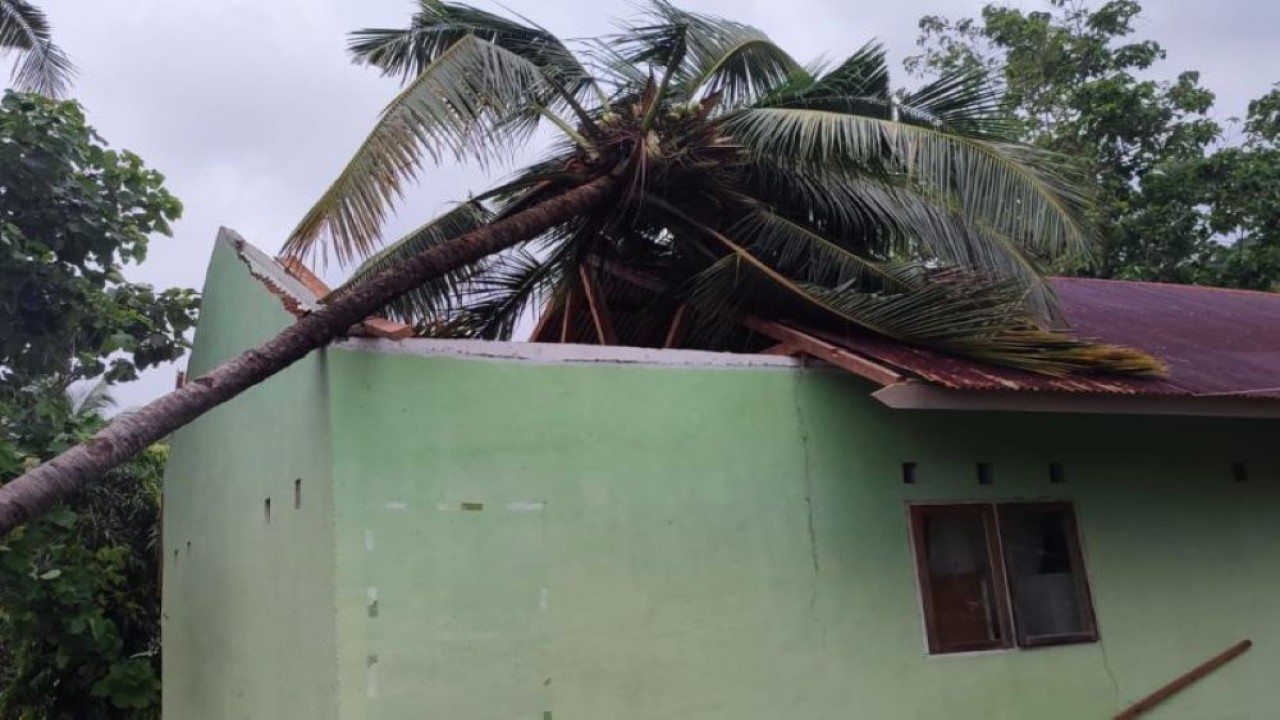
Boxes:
[817,278,1280,399]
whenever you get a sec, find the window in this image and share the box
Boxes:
[909,502,1097,654]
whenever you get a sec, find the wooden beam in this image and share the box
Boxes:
[559,286,575,344]
[278,254,413,339]
[1114,640,1252,719]
[360,316,415,340]
[744,318,904,386]
[590,257,904,383]
[663,305,687,349]
[759,342,800,356]
[276,256,332,298]
[590,256,665,292]
[528,296,561,343]
[578,266,617,345]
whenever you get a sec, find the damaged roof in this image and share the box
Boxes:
[227,228,414,340]
[234,225,1280,413]
[820,278,1280,400]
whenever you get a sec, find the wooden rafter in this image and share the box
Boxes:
[528,295,561,342]
[276,255,413,340]
[585,256,906,387]
[361,316,415,340]
[276,256,332,300]
[744,318,904,386]
[559,286,575,343]
[759,342,800,356]
[663,305,687,349]
[578,266,617,345]
[590,256,664,292]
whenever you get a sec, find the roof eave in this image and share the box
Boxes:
[873,382,1280,419]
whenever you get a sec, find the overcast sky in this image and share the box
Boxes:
[36,0,1280,408]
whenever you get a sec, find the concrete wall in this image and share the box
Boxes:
[323,343,1280,720]
[162,236,338,720]
[164,237,1280,719]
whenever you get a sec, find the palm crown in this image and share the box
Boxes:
[285,0,1159,376]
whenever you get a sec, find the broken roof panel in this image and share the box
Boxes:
[821,278,1280,399]
[225,228,414,340]
[233,224,1279,404]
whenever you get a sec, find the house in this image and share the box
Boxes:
[162,230,1280,719]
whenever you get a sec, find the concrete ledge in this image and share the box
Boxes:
[335,337,802,370]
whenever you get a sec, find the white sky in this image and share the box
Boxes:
[36,0,1280,409]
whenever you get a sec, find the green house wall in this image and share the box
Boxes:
[162,238,338,720]
[164,236,1280,719]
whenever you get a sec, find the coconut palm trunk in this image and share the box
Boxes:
[1,1,1165,535]
[0,176,614,535]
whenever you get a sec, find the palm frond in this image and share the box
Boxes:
[725,208,919,289]
[801,279,1154,374]
[721,107,1093,269]
[759,46,1010,139]
[68,378,116,417]
[654,197,1155,374]
[620,0,798,106]
[349,0,590,92]
[350,0,604,137]
[283,35,552,264]
[583,38,650,91]
[753,42,898,126]
[743,162,1060,315]
[459,247,570,339]
[0,0,74,97]
[689,227,1155,375]
[334,201,494,322]
[681,253,759,347]
[760,42,890,109]
[798,272,1162,375]
[897,68,1012,137]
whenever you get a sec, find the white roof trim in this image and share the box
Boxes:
[874,382,1280,419]
[335,337,801,370]
[219,228,322,312]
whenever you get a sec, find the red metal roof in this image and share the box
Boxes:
[817,278,1280,399]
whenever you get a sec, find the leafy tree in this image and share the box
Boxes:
[0,397,165,719]
[0,0,74,96]
[1,2,1159,533]
[0,91,196,717]
[0,92,195,393]
[1199,88,1280,289]
[907,1,1280,289]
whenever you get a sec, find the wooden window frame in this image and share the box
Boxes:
[998,502,1099,648]
[909,504,1015,655]
[909,501,1098,655]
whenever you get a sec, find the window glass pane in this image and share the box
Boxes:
[919,508,1005,649]
[1000,505,1090,641]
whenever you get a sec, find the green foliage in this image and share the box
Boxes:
[0,90,193,718]
[907,1,1280,289]
[0,91,198,386]
[0,441,164,719]
[1199,88,1280,289]
[293,1,1162,376]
